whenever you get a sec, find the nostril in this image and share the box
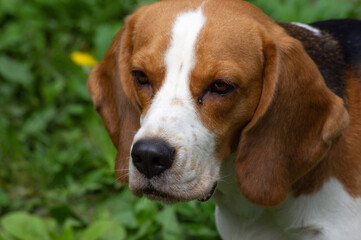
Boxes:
[131,139,175,179]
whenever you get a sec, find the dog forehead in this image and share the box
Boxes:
[132,0,266,43]
[131,0,266,68]
[132,0,204,43]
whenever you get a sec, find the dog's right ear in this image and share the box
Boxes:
[87,17,140,182]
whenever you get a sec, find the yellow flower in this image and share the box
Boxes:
[70,51,98,67]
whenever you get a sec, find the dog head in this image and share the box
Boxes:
[88,0,348,206]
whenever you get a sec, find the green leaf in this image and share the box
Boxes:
[99,222,126,240]
[54,226,74,240]
[114,210,138,229]
[41,80,66,105]
[79,220,111,240]
[49,204,86,226]
[0,0,21,15]
[135,198,158,216]
[1,212,51,240]
[131,220,153,240]
[94,25,115,60]
[0,230,13,240]
[173,202,198,218]
[21,107,56,137]
[156,206,182,240]
[98,192,139,228]
[0,188,10,208]
[0,23,26,50]
[184,223,219,239]
[85,114,116,170]
[0,56,33,86]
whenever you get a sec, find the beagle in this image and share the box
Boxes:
[87,0,361,239]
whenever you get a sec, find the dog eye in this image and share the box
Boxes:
[132,70,149,85]
[210,80,234,95]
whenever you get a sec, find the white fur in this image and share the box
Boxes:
[214,155,361,240]
[129,7,220,201]
[291,22,322,37]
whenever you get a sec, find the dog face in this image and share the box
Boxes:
[88,0,348,206]
[127,0,265,203]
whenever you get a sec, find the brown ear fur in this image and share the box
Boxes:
[87,20,140,182]
[235,27,349,206]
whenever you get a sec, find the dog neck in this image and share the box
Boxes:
[213,154,290,239]
[213,151,361,240]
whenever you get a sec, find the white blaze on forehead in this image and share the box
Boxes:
[164,7,206,94]
[139,7,207,128]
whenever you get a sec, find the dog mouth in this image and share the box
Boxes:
[197,182,218,202]
[143,187,170,199]
[141,182,218,203]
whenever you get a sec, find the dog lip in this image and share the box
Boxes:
[198,182,218,202]
[140,182,218,202]
[143,187,169,198]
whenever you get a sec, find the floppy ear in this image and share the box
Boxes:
[235,29,349,206]
[87,20,140,182]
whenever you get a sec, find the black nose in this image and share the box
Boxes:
[131,139,175,179]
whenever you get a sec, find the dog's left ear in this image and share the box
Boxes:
[235,27,349,207]
[87,17,140,182]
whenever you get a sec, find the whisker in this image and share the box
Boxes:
[217,174,232,184]
[102,168,129,173]
[113,172,129,183]
[114,169,129,172]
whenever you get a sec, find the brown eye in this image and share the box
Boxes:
[210,80,234,95]
[132,70,149,85]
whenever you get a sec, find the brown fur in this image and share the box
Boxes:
[293,75,361,197]
[234,25,348,206]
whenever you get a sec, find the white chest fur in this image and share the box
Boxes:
[213,155,361,240]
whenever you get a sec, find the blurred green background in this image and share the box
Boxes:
[0,0,360,239]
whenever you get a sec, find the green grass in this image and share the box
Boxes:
[0,0,360,239]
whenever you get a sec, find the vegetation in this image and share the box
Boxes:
[0,0,360,239]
